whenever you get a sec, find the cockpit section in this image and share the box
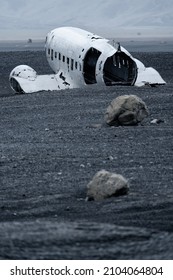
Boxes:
[103,51,137,85]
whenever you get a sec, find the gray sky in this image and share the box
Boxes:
[0,0,172,40]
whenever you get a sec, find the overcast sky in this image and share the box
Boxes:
[0,0,172,40]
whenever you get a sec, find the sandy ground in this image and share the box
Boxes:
[0,50,173,259]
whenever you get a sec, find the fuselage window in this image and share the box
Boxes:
[48,48,50,55]
[51,49,54,60]
[55,52,57,59]
[79,63,82,71]
[71,59,74,70]
[59,53,61,60]
[67,57,69,65]
[75,61,78,70]
[63,55,65,62]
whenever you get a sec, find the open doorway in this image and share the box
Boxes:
[83,48,101,84]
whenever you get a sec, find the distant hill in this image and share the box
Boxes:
[0,0,172,39]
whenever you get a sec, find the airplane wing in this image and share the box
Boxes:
[9,65,72,94]
[134,59,166,86]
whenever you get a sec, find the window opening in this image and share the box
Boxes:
[51,49,54,60]
[75,61,78,70]
[71,59,74,70]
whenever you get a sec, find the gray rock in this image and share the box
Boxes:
[105,95,149,126]
[86,169,129,201]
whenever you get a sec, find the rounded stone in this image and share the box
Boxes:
[86,169,129,201]
[105,94,149,126]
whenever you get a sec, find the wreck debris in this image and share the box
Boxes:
[105,95,149,126]
[150,119,164,124]
[86,169,129,201]
[9,27,165,94]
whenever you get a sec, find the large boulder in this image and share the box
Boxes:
[105,95,149,126]
[86,170,129,201]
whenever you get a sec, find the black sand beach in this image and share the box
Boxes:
[0,46,173,259]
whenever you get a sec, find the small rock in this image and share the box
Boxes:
[108,156,114,161]
[88,123,102,128]
[105,95,149,126]
[86,169,129,201]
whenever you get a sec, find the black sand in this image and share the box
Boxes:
[0,50,173,259]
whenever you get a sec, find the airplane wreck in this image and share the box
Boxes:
[9,27,166,94]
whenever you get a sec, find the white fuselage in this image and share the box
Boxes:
[9,26,166,94]
[45,27,136,89]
